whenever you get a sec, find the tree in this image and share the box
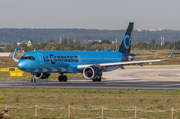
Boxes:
[45,42,57,50]
[51,47,57,51]
[92,41,98,45]
[75,41,81,50]
[90,44,102,51]
[0,48,3,52]
[26,46,32,52]
[163,41,173,49]
[61,39,67,46]
[49,40,55,42]
[3,44,14,52]
[148,39,156,50]
[68,38,74,50]
[101,39,111,44]
[40,42,46,50]
[31,43,41,50]
[136,42,147,50]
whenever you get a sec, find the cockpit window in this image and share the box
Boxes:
[21,56,35,60]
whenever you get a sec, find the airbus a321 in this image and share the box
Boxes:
[13,22,176,82]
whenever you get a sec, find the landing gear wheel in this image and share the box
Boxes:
[63,76,67,82]
[97,77,102,82]
[93,79,97,82]
[58,76,62,82]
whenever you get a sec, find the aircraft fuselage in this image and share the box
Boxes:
[17,50,127,73]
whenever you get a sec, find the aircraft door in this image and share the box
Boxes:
[37,53,44,65]
[78,55,81,63]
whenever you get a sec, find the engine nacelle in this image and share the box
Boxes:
[32,73,51,79]
[83,66,102,79]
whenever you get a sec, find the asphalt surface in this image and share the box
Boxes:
[1,80,180,90]
[0,65,180,90]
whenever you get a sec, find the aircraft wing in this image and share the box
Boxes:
[77,47,176,69]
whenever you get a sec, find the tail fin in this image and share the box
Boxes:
[118,22,134,53]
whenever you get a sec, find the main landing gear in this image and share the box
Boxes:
[92,74,102,82]
[31,74,36,83]
[58,73,67,82]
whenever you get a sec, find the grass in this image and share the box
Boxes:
[0,89,180,118]
[132,49,180,65]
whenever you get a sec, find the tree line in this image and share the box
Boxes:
[0,38,179,52]
[0,28,180,44]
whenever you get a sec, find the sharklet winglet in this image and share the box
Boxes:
[169,47,176,59]
[13,48,19,62]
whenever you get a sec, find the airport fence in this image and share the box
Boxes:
[0,104,179,119]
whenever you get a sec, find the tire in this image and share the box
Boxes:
[58,76,62,82]
[97,77,101,82]
[63,76,67,82]
[92,79,97,82]
[31,78,33,83]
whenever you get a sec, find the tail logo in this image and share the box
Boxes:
[123,35,131,49]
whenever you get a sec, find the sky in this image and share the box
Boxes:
[0,0,180,30]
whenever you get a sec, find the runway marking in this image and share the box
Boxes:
[141,73,171,81]
[102,77,109,80]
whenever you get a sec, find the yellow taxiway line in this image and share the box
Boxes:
[102,77,109,80]
[141,73,171,81]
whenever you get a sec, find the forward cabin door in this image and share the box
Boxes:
[37,53,44,65]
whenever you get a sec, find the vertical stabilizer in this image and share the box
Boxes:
[118,22,134,53]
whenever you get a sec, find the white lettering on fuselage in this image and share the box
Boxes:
[43,54,78,64]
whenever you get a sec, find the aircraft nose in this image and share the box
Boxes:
[17,61,26,71]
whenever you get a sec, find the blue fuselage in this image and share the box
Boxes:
[17,50,135,73]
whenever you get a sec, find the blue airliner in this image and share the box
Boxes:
[13,22,176,82]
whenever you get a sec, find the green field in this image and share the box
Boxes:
[0,88,180,118]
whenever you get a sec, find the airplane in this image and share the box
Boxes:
[13,22,176,82]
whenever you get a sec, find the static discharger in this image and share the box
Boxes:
[0,68,24,77]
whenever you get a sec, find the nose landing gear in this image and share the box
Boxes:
[58,73,67,82]
[31,74,36,83]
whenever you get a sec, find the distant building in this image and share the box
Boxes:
[17,42,22,46]
[138,28,161,32]
[0,53,11,57]
[27,39,32,47]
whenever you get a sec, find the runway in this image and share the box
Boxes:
[1,80,180,90]
[0,65,180,90]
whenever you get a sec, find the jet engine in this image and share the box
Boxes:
[32,73,51,79]
[83,66,102,79]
